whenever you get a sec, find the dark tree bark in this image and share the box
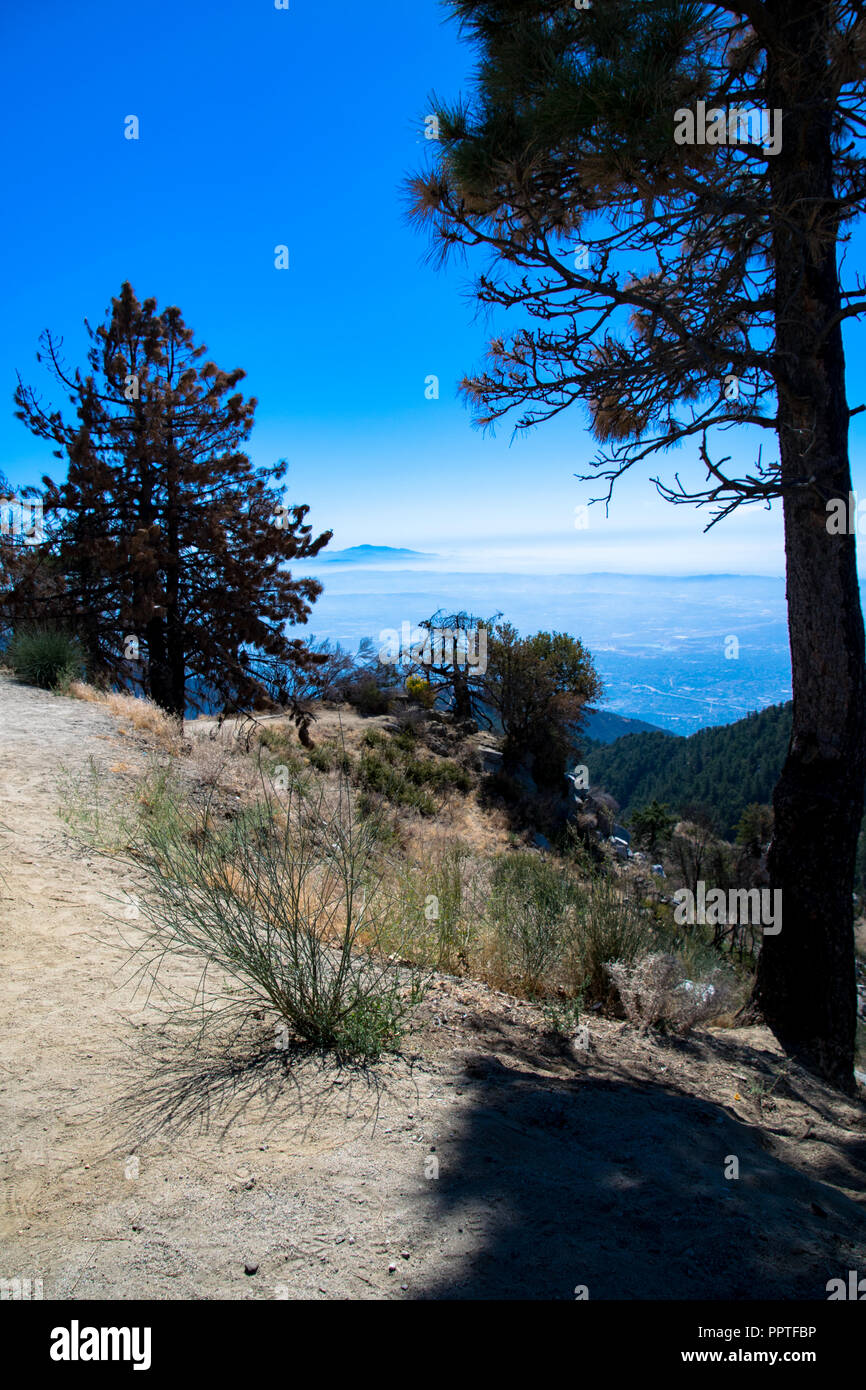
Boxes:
[754,0,865,1090]
[451,660,473,721]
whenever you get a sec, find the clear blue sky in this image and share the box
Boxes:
[2,0,865,575]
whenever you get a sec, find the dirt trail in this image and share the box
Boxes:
[1,674,865,1300]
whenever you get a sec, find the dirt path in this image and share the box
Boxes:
[1,674,865,1300]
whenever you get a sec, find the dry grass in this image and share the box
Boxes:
[184,726,275,800]
[69,682,183,753]
[402,812,511,861]
[606,951,737,1035]
[58,689,749,1036]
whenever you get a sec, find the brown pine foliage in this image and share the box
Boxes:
[7,283,332,727]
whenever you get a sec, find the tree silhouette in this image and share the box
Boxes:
[407,608,500,721]
[409,0,866,1089]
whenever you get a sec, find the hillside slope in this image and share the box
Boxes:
[585,703,792,836]
[1,677,865,1299]
[582,708,673,743]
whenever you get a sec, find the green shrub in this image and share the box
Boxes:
[308,745,333,772]
[540,994,585,1036]
[348,680,391,717]
[359,750,400,796]
[358,751,437,815]
[257,726,302,762]
[405,756,471,792]
[358,730,467,803]
[487,852,582,992]
[405,675,436,709]
[392,727,419,752]
[401,842,479,972]
[302,741,352,776]
[355,793,400,847]
[484,855,649,1004]
[491,851,582,919]
[402,784,437,815]
[568,877,650,1006]
[5,626,85,690]
[132,776,426,1061]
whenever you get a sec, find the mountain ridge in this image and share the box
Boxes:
[322,544,435,563]
[584,701,793,836]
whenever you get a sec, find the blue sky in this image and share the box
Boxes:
[2,0,865,576]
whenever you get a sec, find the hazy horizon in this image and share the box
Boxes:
[286,563,794,735]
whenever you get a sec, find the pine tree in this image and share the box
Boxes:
[629,800,677,855]
[12,283,331,724]
[409,0,866,1090]
[408,608,500,721]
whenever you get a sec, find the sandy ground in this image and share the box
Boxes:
[1,673,865,1300]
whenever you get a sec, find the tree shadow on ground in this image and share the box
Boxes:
[410,1037,866,1300]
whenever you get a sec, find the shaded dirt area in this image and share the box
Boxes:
[1,675,865,1300]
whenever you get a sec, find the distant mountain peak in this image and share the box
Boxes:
[323,544,435,562]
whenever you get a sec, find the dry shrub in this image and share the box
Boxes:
[395,840,490,973]
[484,852,580,994]
[606,951,735,1035]
[184,728,269,799]
[132,773,426,1059]
[563,875,650,1006]
[69,682,183,753]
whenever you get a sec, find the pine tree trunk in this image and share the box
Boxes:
[145,614,173,713]
[452,660,472,721]
[752,0,865,1091]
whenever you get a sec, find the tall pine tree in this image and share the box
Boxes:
[12,282,331,722]
[410,0,866,1089]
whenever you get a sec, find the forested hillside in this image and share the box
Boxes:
[582,708,671,743]
[584,703,793,837]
